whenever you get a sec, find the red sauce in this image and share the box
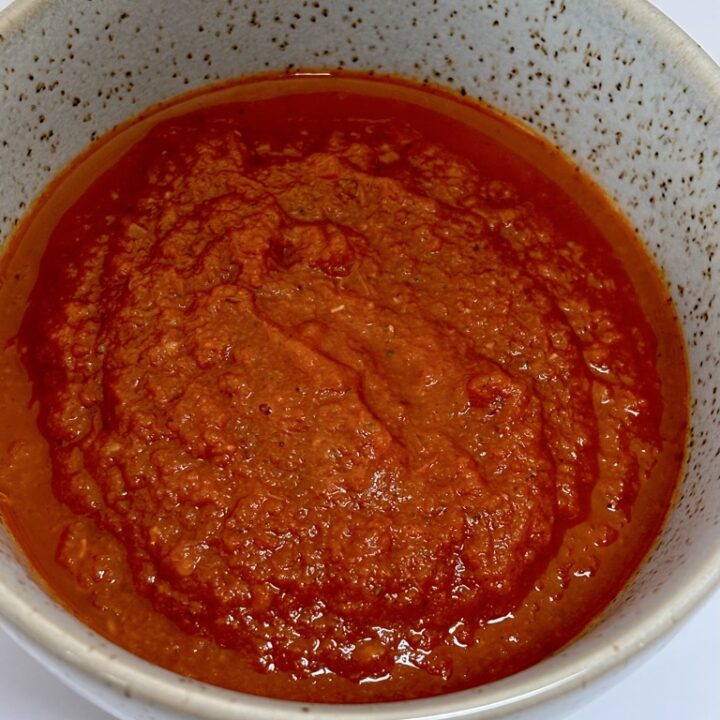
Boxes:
[0,74,687,702]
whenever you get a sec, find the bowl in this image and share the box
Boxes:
[0,1,719,719]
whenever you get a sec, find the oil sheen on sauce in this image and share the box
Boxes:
[0,74,688,703]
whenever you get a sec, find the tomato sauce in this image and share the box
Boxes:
[0,74,687,702]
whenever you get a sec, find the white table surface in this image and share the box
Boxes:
[0,0,718,718]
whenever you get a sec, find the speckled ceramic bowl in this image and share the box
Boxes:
[0,1,718,719]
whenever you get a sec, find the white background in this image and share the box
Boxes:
[0,0,718,718]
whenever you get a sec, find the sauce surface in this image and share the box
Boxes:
[0,74,687,702]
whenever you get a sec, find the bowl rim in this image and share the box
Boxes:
[0,0,719,718]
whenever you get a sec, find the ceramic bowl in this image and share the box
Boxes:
[0,1,718,719]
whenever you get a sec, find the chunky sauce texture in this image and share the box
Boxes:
[0,75,687,702]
